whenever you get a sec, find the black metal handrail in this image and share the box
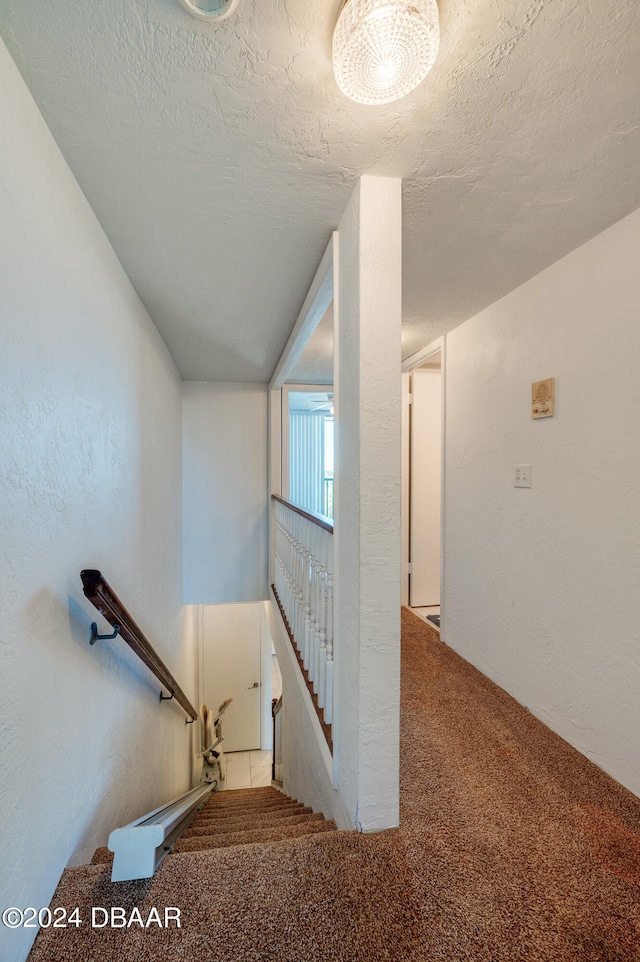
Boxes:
[80,569,197,721]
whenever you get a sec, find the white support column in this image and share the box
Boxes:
[333,175,402,832]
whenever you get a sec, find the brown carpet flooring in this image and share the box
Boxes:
[27,609,640,961]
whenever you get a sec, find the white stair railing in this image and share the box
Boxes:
[272,496,334,736]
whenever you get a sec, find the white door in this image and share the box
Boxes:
[409,369,442,607]
[201,602,262,752]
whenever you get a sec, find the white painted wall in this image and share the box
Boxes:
[183,382,268,604]
[401,372,411,607]
[444,205,640,798]
[410,369,442,607]
[0,38,196,962]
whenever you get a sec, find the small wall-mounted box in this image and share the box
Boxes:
[532,378,554,419]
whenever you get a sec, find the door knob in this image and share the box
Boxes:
[248,681,259,689]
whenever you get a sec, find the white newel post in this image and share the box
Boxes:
[333,175,402,832]
[323,566,334,723]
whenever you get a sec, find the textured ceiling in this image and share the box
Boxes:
[1,0,639,381]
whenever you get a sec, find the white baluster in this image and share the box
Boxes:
[308,525,322,683]
[322,569,334,721]
[308,527,321,692]
[294,515,305,647]
[282,518,292,625]
[302,518,312,667]
[285,514,296,636]
[315,529,328,695]
[296,516,305,650]
[290,514,300,642]
[324,654,334,725]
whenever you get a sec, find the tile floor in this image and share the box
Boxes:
[222,749,273,791]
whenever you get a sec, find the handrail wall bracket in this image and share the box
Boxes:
[89,622,121,645]
[80,569,198,721]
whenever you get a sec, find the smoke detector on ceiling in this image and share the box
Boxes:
[177,0,240,22]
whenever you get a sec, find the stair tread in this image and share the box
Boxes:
[209,784,282,798]
[202,795,299,812]
[203,787,283,804]
[183,811,323,838]
[194,803,308,824]
[198,804,302,819]
[87,788,313,867]
[173,818,337,853]
[90,846,112,865]
[89,813,325,864]
[196,799,305,815]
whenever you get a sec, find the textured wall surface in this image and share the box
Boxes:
[0,39,196,962]
[1,1,639,378]
[183,381,268,604]
[334,176,402,831]
[444,205,640,799]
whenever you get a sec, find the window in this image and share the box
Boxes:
[287,390,334,520]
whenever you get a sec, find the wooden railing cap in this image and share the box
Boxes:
[271,494,333,534]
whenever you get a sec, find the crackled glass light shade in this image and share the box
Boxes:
[333,0,440,105]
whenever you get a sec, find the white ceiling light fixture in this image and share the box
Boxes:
[332,0,440,106]
[176,0,240,22]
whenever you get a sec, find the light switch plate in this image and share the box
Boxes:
[514,464,531,487]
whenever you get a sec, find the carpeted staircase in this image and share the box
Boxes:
[27,786,354,962]
[90,786,336,862]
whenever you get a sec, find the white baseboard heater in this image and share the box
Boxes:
[108,783,215,882]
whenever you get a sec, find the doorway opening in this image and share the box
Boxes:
[402,340,444,633]
[198,601,277,790]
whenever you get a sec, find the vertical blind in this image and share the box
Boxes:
[289,412,325,515]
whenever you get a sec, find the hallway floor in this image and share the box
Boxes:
[27,609,640,961]
[410,604,440,629]
[221,750,272,791]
